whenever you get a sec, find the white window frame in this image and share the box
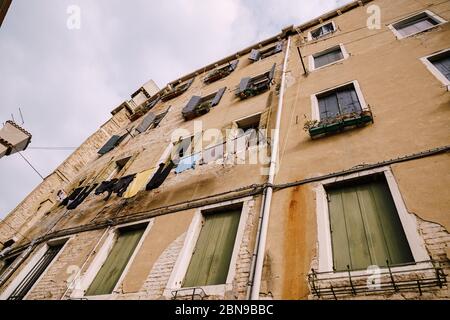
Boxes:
[314,166,430,278]
[164,196,252,298]
[420,48,450,91]
[0,236,71,300]
[307,21,337,41]
[308,43,349,71]
[70,219,153,300]
[388,10,447,40]
[310,80,368,122]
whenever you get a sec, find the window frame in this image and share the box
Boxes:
[314,166,430,278]
[308,43,349,71]
[388,10,447,40]
[310,80,368,122]
[0,237,71,300]
[70,220,152,300]
[420,48,450,90]
[307,21,337,41]
[164,197,252,298]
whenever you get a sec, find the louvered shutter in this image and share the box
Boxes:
[210,87,227,107]
[136,112,156,133]
[328,178,414,272]
[182,96,202,120]
[85,227,145,296]
[98,135,122,155]
[249,49,261,61]
[153,108,170,127]
[183,210,241,287]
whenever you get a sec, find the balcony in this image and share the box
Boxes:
[305,109,374,139]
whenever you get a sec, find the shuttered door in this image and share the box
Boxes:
[8,244,64,300]
[183,210,241,287]
[328,177,414,272]
[85,226,145,296]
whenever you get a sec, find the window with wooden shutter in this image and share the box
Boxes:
[85,224,146,296]
[249,42,283,62]
[326,175,414,272]
[97,133,127,155]
[317,83,362,121]
[236,64,276,100]
[183,208,241,287]
[182,88,226,121]
[204,61,239,84]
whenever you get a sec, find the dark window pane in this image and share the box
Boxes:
[314,47,344,68]
[430,54,450,80]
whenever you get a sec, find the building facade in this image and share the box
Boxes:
[0,0,449,300]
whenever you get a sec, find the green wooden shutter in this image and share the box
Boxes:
[85,226,145,296]
[183,210,241,287]
[328,177,414,272]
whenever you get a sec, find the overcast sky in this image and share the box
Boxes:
[0,0,352,219]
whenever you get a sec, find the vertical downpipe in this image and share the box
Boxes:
[249,36,291,300]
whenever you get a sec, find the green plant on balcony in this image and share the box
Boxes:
[304,108,374,138]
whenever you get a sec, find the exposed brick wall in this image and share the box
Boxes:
[307,214,450,300]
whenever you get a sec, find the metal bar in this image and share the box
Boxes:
[347,265,356,295]
[386,260,398,292]
[296,46,308,75]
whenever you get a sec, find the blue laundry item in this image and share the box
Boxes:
[175,153,201,174]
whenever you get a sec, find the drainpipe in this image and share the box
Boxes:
[248,36,291,300]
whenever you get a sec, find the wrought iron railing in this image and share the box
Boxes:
[308,260,448,299]
[171,287,208,300]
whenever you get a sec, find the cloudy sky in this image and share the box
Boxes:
[0,0,352,219]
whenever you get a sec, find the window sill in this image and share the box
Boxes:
[166,284,229,300]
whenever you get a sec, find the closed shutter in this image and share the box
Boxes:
[318,93,339,120]
[98,135,122,155]
[85,226,145,296]
[8,244,64,300]
[136,112,156,133]
[183,210,241,287]
[336,86,361,114]
[211,87,227,107]
[249,49,261,61]
[432,55,450,80]
[327,177,414,272]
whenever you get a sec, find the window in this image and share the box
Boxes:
[309,22,336,40]
[308,81,373,138]
[390,10,446,39]
[135,107,170,134]
[204,60,238,84]
[326,174,414,272]
[85,224,147,296]
[182,87,226,121]
[183,208,241,287]
[6,241,66,300]
[421,49,450,88]
[236,63,276,100]
[248,41,283,62]
[317,83,362,121]
[310,44,348,70]
[161,78,195,102]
